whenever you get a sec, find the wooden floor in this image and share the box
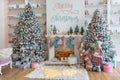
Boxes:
[0,62,120,80]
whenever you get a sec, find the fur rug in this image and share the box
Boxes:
[25,65,89,80]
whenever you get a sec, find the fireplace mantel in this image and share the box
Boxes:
[46,34,83,38]
[46,34,83,62]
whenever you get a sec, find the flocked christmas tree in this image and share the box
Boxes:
[83,10,106,50]
[11,3,46,67]
[82,9,116,70]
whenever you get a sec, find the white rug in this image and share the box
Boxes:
[25,65,89,80]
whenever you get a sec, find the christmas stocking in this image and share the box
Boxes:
[50,37,53,48]
[67,36,74,48]
[74,36,81,49]
[53,36,60,48]
[47,37,53,48]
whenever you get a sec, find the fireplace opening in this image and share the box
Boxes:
[55,44,74,60]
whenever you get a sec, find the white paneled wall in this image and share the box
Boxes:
[111,35,120,61]
[8,0,46,46]
[0,0,8,49]
[46,0,84,34]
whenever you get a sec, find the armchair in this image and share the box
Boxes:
[0,48,12,75]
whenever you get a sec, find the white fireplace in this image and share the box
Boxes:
[46,35,82,63]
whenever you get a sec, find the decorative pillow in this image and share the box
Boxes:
[0,57,11,64]
[0,48,13,58]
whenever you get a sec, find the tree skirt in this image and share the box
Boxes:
[25,65,89,80]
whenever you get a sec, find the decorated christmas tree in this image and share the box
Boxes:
[11,3,46,68]
[83,10,106,48]
[81,9,116,71]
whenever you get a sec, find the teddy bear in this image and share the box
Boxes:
[85,59,93,71]
[84,53,93,71]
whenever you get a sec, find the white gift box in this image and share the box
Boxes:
[68,57,77,65]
